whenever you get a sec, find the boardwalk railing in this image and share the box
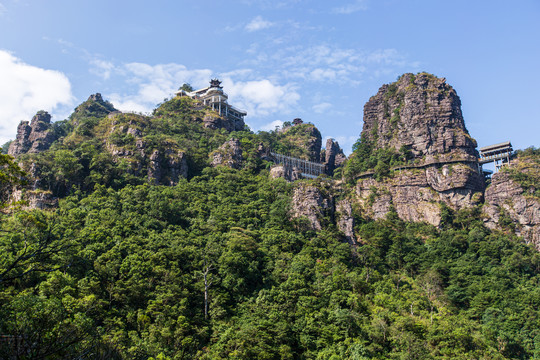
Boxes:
[270,152,326,179]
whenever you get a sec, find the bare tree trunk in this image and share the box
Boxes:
[201,262,213,319]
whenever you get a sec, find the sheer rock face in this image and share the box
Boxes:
[363,73,479,163]
[323,138,346,175]
[279,123,322,162]
[336,199,356,244]
[356,164,484,227]
[356,74,484,226]
[211,138,243,169]
[304,126,323,163]
[202,114,245,132]
[148,149,188,186]
[269,165,300,182]
[484,161,540,250]
[11,189,58,210]
[8,111,56,156]
[290,183,333,231]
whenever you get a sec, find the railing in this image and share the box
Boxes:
[479,151,512,164]
[270,152,326,178]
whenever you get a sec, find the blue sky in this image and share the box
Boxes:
[0,0,539,155]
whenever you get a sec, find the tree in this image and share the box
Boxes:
[418,270,443,324]
[0,154,26,206]
[196,257,215,320]
[179,83,194,92]
[0,212,70,285]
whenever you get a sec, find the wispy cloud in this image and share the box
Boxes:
[0,50,74,143]
[106,62,212,113]
[313,102,332,113]
[240,0,304,10]
[97,60,299,118]
[221,77,300,117]
[332,0,368,14]
[0,2,6,16]
[244,44,413,85]
[90,59,115,80]
[245,16,274,32]
[259,119,283,131]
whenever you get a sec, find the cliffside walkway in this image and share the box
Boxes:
[270,152,326,179]
[355,157,479,179]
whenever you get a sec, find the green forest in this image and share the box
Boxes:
[0,93,539,359]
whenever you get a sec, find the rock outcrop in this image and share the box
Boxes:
[148,148,188,185]
[336,199,356,244]
[362,73,478,164]
[353,73,484,226]
[356,163,484,226]
[484,158,540,250]
[8,111,56,157]
[11,189,58,210]
[71,93,117,123]
[290,183,333,231]
[323,138,346,175]
[202,114,245,132]
[269,165,300,182]
[277,123,322,162]
[211,138,243,169]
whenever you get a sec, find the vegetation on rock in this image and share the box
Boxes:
[1,79,539,359]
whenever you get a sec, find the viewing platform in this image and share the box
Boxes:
[479,141,513,172]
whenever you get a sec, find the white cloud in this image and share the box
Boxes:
[313,102,332,113]
[309,68,337,82]
[245,16,274,32]
[221,77,300,117]
[94,59,298,118]
[107,62,212,113]
[245,44,415,86]
[259,119,283,131]
[0,50,74,144]
[90,59,115,80]
[332,0,368,14]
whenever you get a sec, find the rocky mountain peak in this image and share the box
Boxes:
[353,73,485,227]
[8,111,56,157]
[362,73,478,164]
[278,122,322,162]
[31,110,52,125]
[323,138,346,174]
[72,93,117,121]
[88,93,104,102]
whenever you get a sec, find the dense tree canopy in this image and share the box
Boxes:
[0,167,539,359]
[1,96,539,359]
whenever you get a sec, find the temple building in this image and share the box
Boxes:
[176,79,247,123]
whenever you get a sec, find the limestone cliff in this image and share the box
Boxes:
[362,73,478,164]
[322,138,346,175]
[356,163,484,226]
[202,113,245,132]
[148,148,188,186]
[290,183,333,231]
[270,165,300,182]
[8,111,57,156]
[484,155,540,250]
[211,138,243,169]
[276,122,322,162]
[351,73,484,226]
[106,112,188,185]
